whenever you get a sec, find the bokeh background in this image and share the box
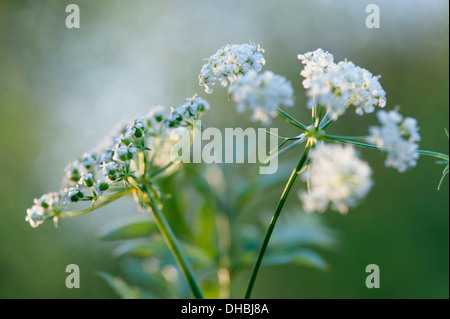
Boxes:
[0,0,448,298]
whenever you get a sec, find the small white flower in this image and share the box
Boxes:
[79,172,94,187]
[166,107,183,127]
[298,48,335,78]
[65,187,86,204]
[64,160,85,186]
[126,117,146,138]
[112,138,138,162]
[97,150,114,168]
[81,153,97,169]
[178,94,210,118]
[199,41,265,93]
[299,144,373,214]
[229,70,294,124]
[34,192,60,208]
[25,205,46,228]
[100,161,123,183]
[94,178,110,196]
[101,161,117,175]
[367,110,420,172]
[298,49,386,120]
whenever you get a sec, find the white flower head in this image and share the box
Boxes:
[33,192,61,209]
[368,109,420,172]
[298,49,386,120]
[299,144,373,214]
[25,205,46,228]
[199,41,265,93]
[64,160,86,187]
[178,94,210,118]
[229,70,294,124]
[112,137,138,162]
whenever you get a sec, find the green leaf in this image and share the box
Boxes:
[98,219,158,241]
[181,241,215,266]
[270,213,337,248]
[97,271,143,299]
[113,239,166,258]
[264,249,329,271]
[194,203,217,255]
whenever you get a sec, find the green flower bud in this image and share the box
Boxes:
[122,138,132,146]
[155,113,163,122]
[84,178,94,187]
[133,128,143,138]
[99,182,109,192]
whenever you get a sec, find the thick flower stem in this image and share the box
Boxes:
[244,145,311,299]
[142,186,204,299]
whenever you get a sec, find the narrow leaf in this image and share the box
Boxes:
[276,107,308,131]
[98,219,158,241]
[97,271,143,299]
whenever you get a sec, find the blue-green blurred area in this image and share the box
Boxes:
[0,0,448,298]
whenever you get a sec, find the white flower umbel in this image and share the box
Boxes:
[298,49,386,120]
[367,109,420,172]
[229,70,294,124]
[26,95,209,228]
[299,144,373,214]
[199,41,265,93]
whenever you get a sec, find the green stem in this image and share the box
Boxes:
[150,160,176,178]
[416,150,449,161]
[142,186,204,299]
[323,135,449,161]
[244,145,311,299]
[60,189,132,218]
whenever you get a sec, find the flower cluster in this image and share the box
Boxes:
[26,95,209,228]
[299,144,373,214]
[228,70,294,124]
[367,109,420,172]
[167,94,210,127]
[199,41,265,94]
[25,192,65,228]
[298,49,386,120]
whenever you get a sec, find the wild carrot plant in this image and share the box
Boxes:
[26,42,448,299]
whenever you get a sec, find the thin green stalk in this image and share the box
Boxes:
[142,186,204,299]
[276,107,309,132]
[416,150,449,161]
[323,135,449,161]
[322,135,379,150]
[244,145,311,299]
[60,189,132,218]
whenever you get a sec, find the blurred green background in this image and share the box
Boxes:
[0,0,448,298]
